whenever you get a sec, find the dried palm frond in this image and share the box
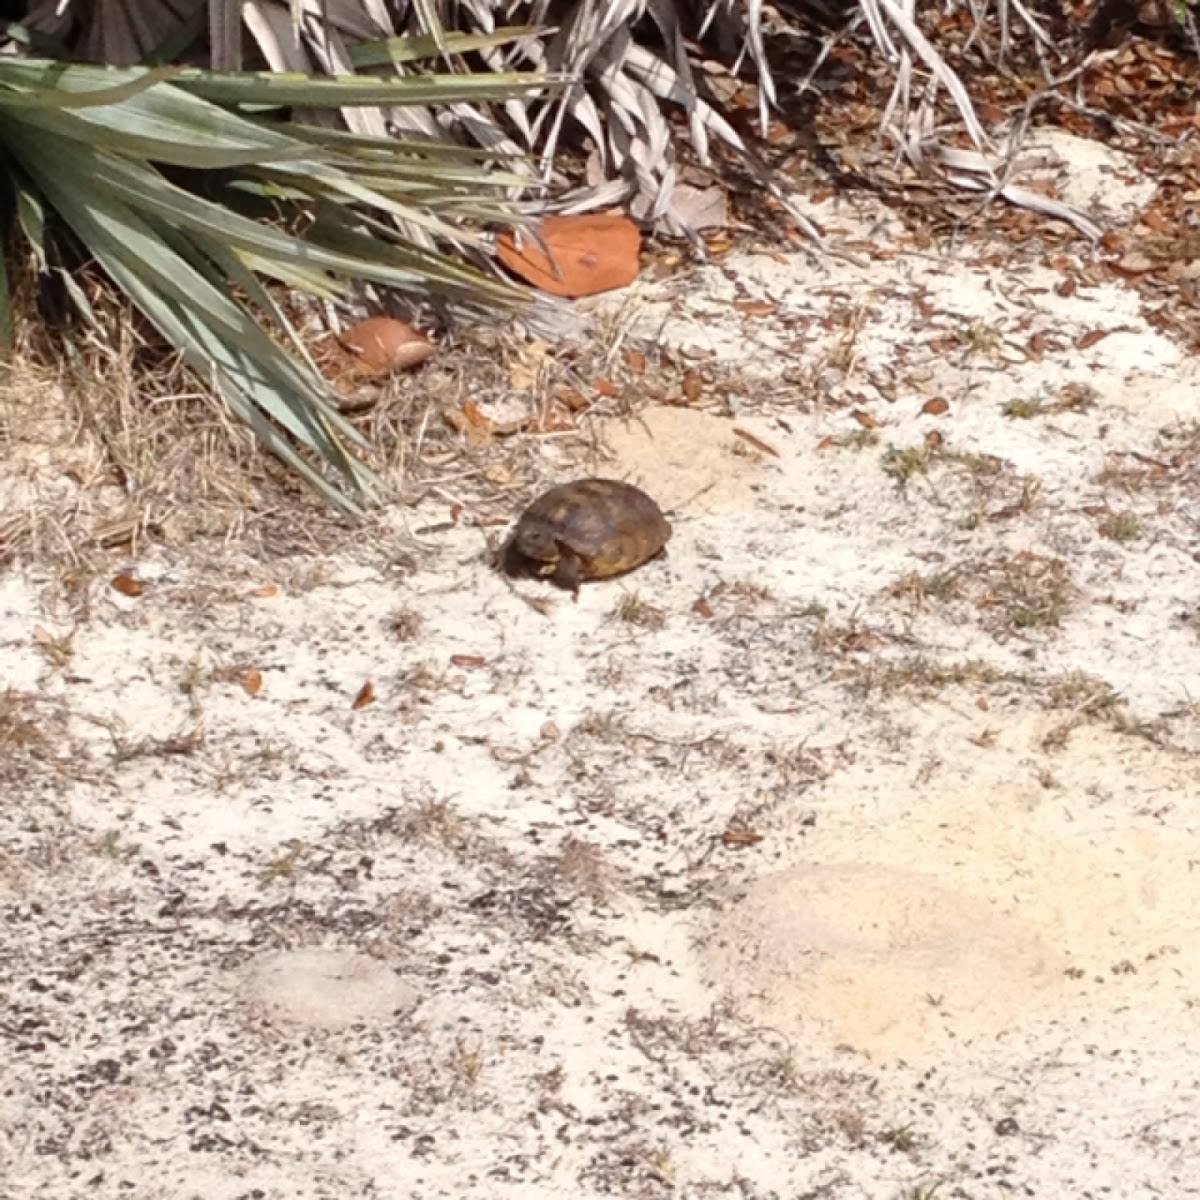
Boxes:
[10,0,828,234]
[858,0,1100,238]
[12,1,1111,241]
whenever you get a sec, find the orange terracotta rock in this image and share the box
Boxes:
[497,214,641,298]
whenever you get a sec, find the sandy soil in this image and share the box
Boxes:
[3,137,1200,1199]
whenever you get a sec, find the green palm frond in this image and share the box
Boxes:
[0,55,556,512]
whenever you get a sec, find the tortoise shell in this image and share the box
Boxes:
[504,478,672,594]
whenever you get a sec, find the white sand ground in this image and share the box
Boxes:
[3,137,1200,1199]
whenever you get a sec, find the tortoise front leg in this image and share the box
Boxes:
[551,546,583,600]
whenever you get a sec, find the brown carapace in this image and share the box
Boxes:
[503,478,672,596]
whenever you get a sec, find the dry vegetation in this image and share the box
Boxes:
[1,270,777,581]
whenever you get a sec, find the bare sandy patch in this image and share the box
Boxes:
[705,708,1200,1064]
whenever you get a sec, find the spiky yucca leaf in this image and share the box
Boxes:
[0,57,554,511]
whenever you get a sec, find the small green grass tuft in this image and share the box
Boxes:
[889,569,964,610]
[955,319,1002,357]
[400,797,467,848]
[1002,395,1044,419]
[262,840,308,882]
[879,1123,920,1153]
[1047,670,1120,715]
[979,552,1073,632]
[828,428,880,451]
[1098,511,1142,542]
[849,657,1018,699]
[390,607,425,641]
[613,592,667,630]
[883,443,938,486]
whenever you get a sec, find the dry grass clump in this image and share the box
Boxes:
[0,689,70,788]
[1,267,716,574]
[883,551,1074,638]
[977,551,1074,632]
[1,272,298,570]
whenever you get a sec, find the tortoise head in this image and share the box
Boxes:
[502,521,562,580]
[513,520,563,569]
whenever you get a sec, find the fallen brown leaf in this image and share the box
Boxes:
[483,464,513,486]
[93,518,137,551]
[733,299,777,317]
[352,681,376,710]
[445,403,494,446]
[733,427,780,458]
[1114,252,1154,274]
[111,571,143,597]
[339,317,433,374]
[721,828,764,848]
[556,387,589,413]
[462,400,492,428]
[496,214,641,298]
